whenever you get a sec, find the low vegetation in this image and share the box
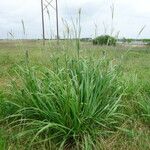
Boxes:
[0,40,150,149]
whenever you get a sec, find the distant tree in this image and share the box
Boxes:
[122,37,126,43]
[126,39,132,44]
[93,35,117,46]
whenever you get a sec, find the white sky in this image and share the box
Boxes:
[0,0,150,39]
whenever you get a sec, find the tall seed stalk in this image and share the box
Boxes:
[72,8,82,59]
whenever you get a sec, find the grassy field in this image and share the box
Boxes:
[0,40,150,149]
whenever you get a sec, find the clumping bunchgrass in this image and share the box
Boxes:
[2,57,125,149]
[136,80,150,124]
[0,10,150,148]
[0,40,150,149]
[0,92,7,150]
[0,130,6,150]
[136,94,150,124]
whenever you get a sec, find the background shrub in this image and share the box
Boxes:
[93,35,117,46]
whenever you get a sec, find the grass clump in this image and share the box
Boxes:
[93,35,117,46]
[2,58,125,149]
[136,95,150,124]
[0,129,6,150]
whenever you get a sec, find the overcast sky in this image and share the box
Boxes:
[0,0,150,39]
